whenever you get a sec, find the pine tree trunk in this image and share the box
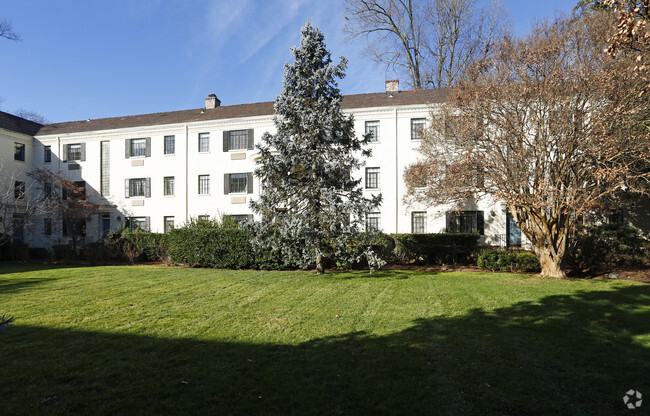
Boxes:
[316,254,325,274]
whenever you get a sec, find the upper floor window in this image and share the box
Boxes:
[65,143,85,161]
[365,121,379,142]
[14,143,25,161]
[199,133,210,153]
[198,174,210,195]
[411,118,425,140]
[224,173,253,194]
[14,181,25,200]
[125,178,151,198]
[412,211,427,234]
[164,216,175,233]
[223,129,254,151]
[63,181,86,200]
[366,212,381,232]
[365,167,380,189]
[44,145,51,163]
[446,210,484,235]
[164,135,175,155]
[125,138,150,158]
[164,176,175,196]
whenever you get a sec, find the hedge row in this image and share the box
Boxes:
[388,233,480,265]
[478,251,541,272]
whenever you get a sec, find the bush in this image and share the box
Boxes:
[51,244,74,262]
[478,251,541,272]
[390,233,480,265]
[84,242,115,265]
[106,228,169,264]
[573,223,648,268]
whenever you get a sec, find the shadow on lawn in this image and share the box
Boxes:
[1,285,649,415]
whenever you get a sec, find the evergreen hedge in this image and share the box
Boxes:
[478,251,541,272]
[389,233,480,265]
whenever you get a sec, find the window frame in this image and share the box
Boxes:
[128,178,148,198]
[164,135,175,155]
[130,138,147,157]
[44,145,51,163]
[365,120,380,143]
[446,210,485,235]
[366,212,381,232]
[229,130,249,151]
[229,173,248,194]
[14,143,25,162]
[163,176,175,196]
[411,118,426,141]
[411,211,427,234]
[365,167,380,189]
[198,133,210,153]
[164,216,175,233]
[14,181,25,200]
[67,143,83,161]
[198,174,210,195]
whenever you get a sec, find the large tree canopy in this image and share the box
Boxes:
[250,23,382,274]
[404,11,650,277]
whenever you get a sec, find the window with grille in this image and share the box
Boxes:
[67,143,82,161]
[164,176,175,196]
[164,216,174,233]
[412,211,426,234]
[198,175,210,194]
[164,135,175,155]
[229,130,248,150]
[44,146,51,163]
[14,181,25,200]
[365,167,380,189]
[411,118,425,140]
[365,121,379,142]
[129,178,148,197]
[199,133,210,152]
[101,141,110,197]
[127,217,148,231]
[446,210,484,234]
[198,215,210,221]
[130,138,146,157]
[14,143,25,161]
[366,212,381,231]
[229,214,253,224]
[230,173,247,193]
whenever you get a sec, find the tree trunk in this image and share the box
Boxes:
[315,254,325,274]
[534,245,567,279]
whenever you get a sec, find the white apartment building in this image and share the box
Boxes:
[1,83,527,249]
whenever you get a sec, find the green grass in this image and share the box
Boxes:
[1,265,649,415]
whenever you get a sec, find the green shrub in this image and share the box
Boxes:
[106,228,168,264]
[573,223,648,268]
[390,233,480,265]
[478,251,541,272]
[52,244,74,262]
[84,242,115,265]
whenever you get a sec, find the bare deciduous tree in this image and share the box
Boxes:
[404,11,650,277]
[344,0,510,89]
[0,19,21,41]
[15,109,48,124]
[0,162,44,246]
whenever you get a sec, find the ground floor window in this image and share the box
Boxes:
[411,211,426,234]
[126,216,149,232]
[366,212,381,231]
[164,216,174,233]
[446,210,484,235]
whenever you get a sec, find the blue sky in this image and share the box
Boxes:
[1,0,574,123]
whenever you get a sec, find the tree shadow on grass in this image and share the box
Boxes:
[1,285,648,415]
[329,270,437,280]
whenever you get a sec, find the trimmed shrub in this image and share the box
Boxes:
[52,244,74,262]
[573,223,648,268]
[390,233,480,265]
[84,242,116,265]
[478,251,541,272]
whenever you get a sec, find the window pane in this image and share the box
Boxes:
[164,177,175,196]
[365,167,380,189]
[131,138,146,157]
[366,212,381,231]
[198,175,210,194]
[14,143,25,161]
[365,121,379,142]
[130,178,146,197]
[229,130,248,150]
[230,173,247,193]
[164,216,174,233]
[68,144,82,160]
[164,135,175,155]
[411,118,425,140]
[130,217,147,231]
[412,211,426,234]
[44,146,51,163]
[199,133,210,152]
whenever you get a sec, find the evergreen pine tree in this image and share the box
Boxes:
[250,23,382,274]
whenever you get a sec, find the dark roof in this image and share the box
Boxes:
[36,89,447,136]
[0,111,43,136]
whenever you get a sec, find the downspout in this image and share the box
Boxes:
[185,124,189,223]
[394,107,399,233]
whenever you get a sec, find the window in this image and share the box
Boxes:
[126,217,149,232]
[43,183,52,199]
[130,138,147,157]
[229,173,247,193]
[365,167,380,189]
[62,218,86,237]
[164,135,175,155]
[164,216,174,233]
[13,215,25,243]
[164,176,175,196]
[229,130,248,150]
[44,145,51,163]
[63,181,86,200]
[198,174,210,195]
[411,118,425,140]
[199,133,210,152]
[446,210,484,235]
[125,178,151,198]
[366,212,381,231]
[125,138,150,158]
[66,143,83,161]
[198,215,210,221]
[365,121,379,142]
[44,218,52,236]
[412,211,427,234]
[228,214,253,224]
[14,143,25,161]
[14,181,25,200]
[101,141,110,197]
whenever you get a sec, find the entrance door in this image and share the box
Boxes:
[101,215,111,239]
[506,212,522,247]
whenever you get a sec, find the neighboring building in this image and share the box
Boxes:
[1,81,555,249]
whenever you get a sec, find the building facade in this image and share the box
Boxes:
[1,83,528,249]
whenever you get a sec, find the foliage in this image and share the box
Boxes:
[404,11,650,277]
[390,233,480,264]
[250,23,383,273]
[0,18,20,41]
[344,0,510,89]
[573,223,648,268]
[51,244,74,262]
[83,242,117,265]
[478,251,541,272]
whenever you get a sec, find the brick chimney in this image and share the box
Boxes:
[385,79,399,93]
[205,94,220,109]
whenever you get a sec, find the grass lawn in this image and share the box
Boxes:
[1,265,649,415]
